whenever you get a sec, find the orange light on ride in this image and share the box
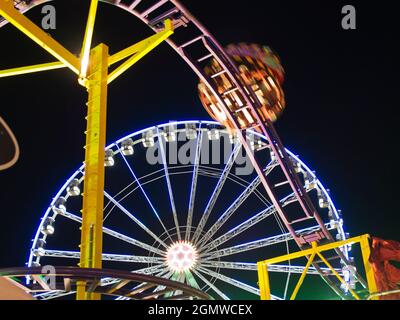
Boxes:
[198,43,286,134]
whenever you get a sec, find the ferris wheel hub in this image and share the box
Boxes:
[166,241,198,273]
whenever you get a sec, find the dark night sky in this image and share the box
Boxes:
[0,0,399,270]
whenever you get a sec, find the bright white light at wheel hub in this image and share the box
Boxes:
[166,241,198,273]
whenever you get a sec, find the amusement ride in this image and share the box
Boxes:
[0,0,380,300]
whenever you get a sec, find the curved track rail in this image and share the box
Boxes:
[0,116,20,171]
[0,266,211,300]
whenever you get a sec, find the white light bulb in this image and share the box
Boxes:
[166,241,198,273]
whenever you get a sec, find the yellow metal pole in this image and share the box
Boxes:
[0,61,66,78]
[108,20,174,84]
[262,235,369,266]
[290,243,317,300]
[80,0,99,82]
[76,43,109,301]
[0,0,80,74]
[316,252,360,300]
[257,262,271,300]
[360,235,378,299]
[108,21,174,66]
[0,0,174,303]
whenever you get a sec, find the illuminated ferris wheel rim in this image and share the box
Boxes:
[29,120,346,249]
[28,120,346,300]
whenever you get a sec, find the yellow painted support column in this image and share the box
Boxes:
[360,235,378,299]
[0,0,173,302]
[290,244,317,300]
[0,0,80,74]
[0,61,66,78]
[257,261,271,300]
[108,19,174,84]
[315,252,360,300]
[76,43,109,301]
[80,0,99,81]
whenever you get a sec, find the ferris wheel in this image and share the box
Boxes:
[28,120,347,300]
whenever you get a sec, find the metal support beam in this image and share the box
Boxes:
[80,0,100,81]
[290,245,317,300]
[0,0,80,74]
[0,61,66,78]
[315,251,360,300]
[108,19,174,84]
[257,234,378,300]
[76,43,109,301]
[257,261,271,300]
[0,24,173,81]
[360,235,378,299]
[108,20,174,66]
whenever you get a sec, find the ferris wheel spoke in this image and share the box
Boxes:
[202,192,296,253]
[104,168,180,217]
[177,272,187,285]
[201,261,257,271]
[196,266,262,298]
[164,272,186,298]
[103,226,165,257]
[156,127,181,241]
[201,224,331,260]
[103,167,167,213]
[197,160,279,248]
[135,265,167,276]
[184,270,201,290]
[34,265,167,300]
[104,190,168,248]
[127,269,171,301]
[185,129,204,241]
[192,142,242,244]
[199,266,283,300]
[197,166,271,248]
[197,176,261,248]
[56,211,165,256]
[203,205,276,253]
[101,265,167,288]
[200,261,341,275]
[56,210,83,224]
[100,269,169,300]
[192,269,230,300]
[151,270,176,295]
[116,146,171,240]
[34,291,75,300]
[41,250,164,264]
